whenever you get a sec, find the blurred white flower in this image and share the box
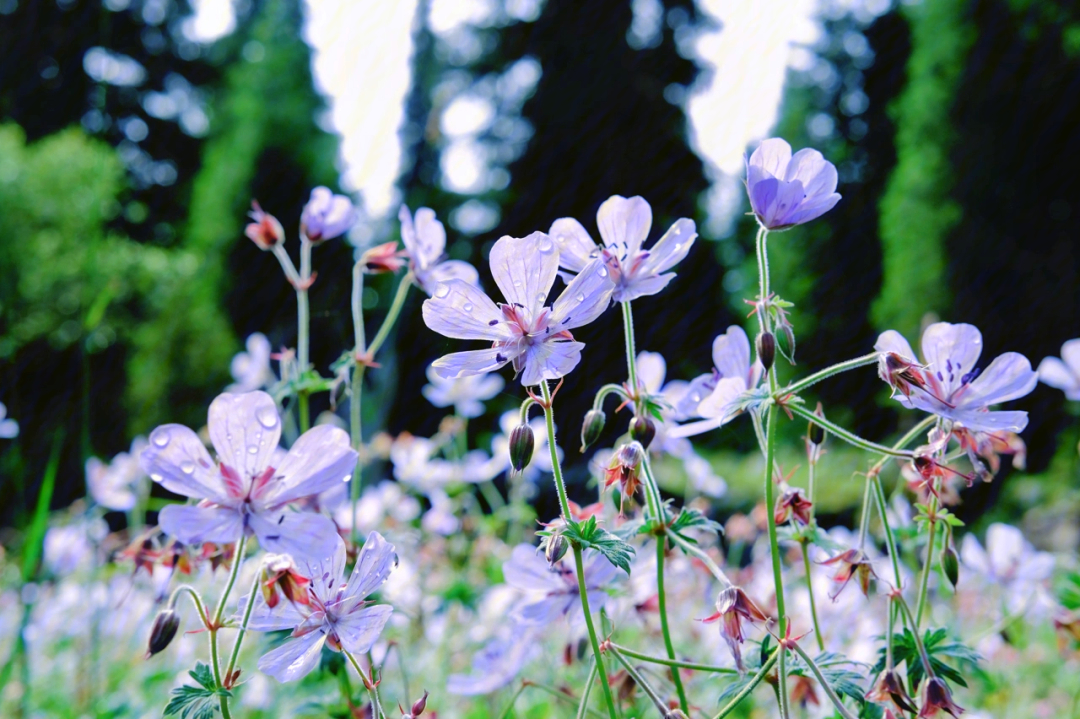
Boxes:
[421,364,504,418]
[390,433,495,493]
[85,437,148,511]
[0,402,18,439]
[228,333,276,392]
[961,523,1054,614]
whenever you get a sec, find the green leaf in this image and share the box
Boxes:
[562,517,636,574]
[23,431,63,581]
[787,651,868,707]
[870,628,981,692]
[669,507,724,539]
[163,663,231,719]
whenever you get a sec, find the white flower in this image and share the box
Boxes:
[420,365,504,418]
[1038,338,1080,400]
[670,326,764,438]
[85,437,148,511]
[228,333,276,392]
[960,523,1054,614]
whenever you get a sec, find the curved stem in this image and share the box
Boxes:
[655,536,689,713]
[168,585,211,630]
[209,534,246,719]
[779,353,880,396]
[754,226,771,334]
[367,272,413,359]
[576,659,600,719]
[608,645,668,716]
[540,380,573,520]
[297,239,313,373]
[223,571,261,684]
[787,404,915,458]
[872,474,904,589]
[573,544,619,719]
[350,264,367,545]
[857,473,874,549]
[591,383,631,411]
[788,642,858,719]
[344,650,385,719]
[640,455,666,527]
[712,648,779,719]
[893,594,936,678]
[610,644,737,675]
[664,528,732,588]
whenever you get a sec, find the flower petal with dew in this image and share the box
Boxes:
[399,205,480,294]
[300,186,357,242]
[874,322,1038,433]
[140,391,355,563]
[550,195,696,302]
[1038,338,1080,400]
[228,332,276,393]
[420,364,504,418]
[746,138,841,230]
[669,326,764,438]
[423,232,613,386]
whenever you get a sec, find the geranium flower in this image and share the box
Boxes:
[503,543,621,626]
[300,186,357,242]
[446,621,538,695]
[746,138,841,230]
[399,205,480,295]
[702,586,769,669]
[420,364,504,418]
[389,433,495,493]
[140,391,356,562]
[422,232,613,386]
[960,523,1053,613]
[875,322,1038,432]
[1038,338,1080,400]
[228,333,276,393]
[549,195,696,302]
[245,533,396,682]
[670,325,764,438]
[86,437,148,511]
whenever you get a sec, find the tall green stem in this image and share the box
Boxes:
[344,650,385,719]
[367,272,413,358]
[621,301,639,393]
[298,239,313,373]
[780,353,880,396]
[223,571,261,685]
[712,649,779,719]
[609,644,738,674]
[350,263,367,545]
[915,493,939,628]
[665,527,732,587]
[655,537,689,713]
[787,404,915,458]
[540,380,573,520]
[573,544,619,719]
[788,642,858,719]
[608,646,669,716]
[755,226,771,333]
[576,659,600,719]
[210,534,246,719]
[801,544,825,652]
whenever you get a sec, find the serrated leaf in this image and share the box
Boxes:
[870,628,980,692]
[670,507,723,537]
[163,663,231,719]
[562,517,636,573]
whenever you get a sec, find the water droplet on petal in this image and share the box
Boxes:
[150,473,163,482]
[463,303,473,312]
[434,284,450,299]
[513,280,522,287]
[598,267,608,278]
[674,243,682,251]
[536,292,545,302]
[247,445,259,455]
[152,429,170,447]
[575,293,585,303]
[256,405,278,429]
[538,237,554,253]
[180,460,195,475]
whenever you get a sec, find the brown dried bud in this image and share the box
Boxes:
[756,332,776,373]
[774,487,813,526]
[867,668,917,714]
[629,415,656,450]
[820,548,877,600]
[808,402,826,446]
[146,608,180,657]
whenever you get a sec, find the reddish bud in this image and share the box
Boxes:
[245,201,284,250]
[603,441,645,513]
[629,415,656,450]
[702,586,769,669]
[919,677,964,718]
[878,351,928,400]
[410,690,429,717]
[261,554,312,609]
[820,548,876,600]
[774,487,813,526]
[508,424,535,473]
[146,608,180,657]
[756,332,776,373]
[360,241,408,275]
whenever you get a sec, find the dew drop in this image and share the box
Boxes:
[513,280,522,287]
[180,460,195,475]
[598,267,608,278]
[152,430,170,448]
[674,243,682,251]
[255,405,279,429]
[536,292,546,302]
[247,445,259,455]
[575,293,585,302]
[434,284,451,299]
[538,237,554,253]
[150,473,163,482]
[463,303,473,312]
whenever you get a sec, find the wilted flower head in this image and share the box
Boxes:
[300,186,357,242]
[670,325,764,438]
[875,322,1038,433]
[820,548,876,600]
[774,487,813,526]
[422,232,613,386]
[603,441,645,512]
[1038,338,1080,400]
[359,240,408,275]
[421,364,504,418]
[503,543,621,626]
[702,586,769,669]
[918,677,964,718]
[0,402,18,439]
[746,138,841,230]
[140,391,357,562]
[246,533,396,682]
[550,195,696,302]
[86,437,148,511]
[245,201,285,250]
[867,669,917,714]
[228,332,276,393]
[399,205,480,294]
[260,553,312,609]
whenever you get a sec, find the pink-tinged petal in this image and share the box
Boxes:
[239,591,308,631]
[748,138,792,177]
[208,391,281,485]
[488,232,559,311]
[258,425,357,508]
[960,352,1038,408]
[140,424,225,501]
[425,259,480,291]
[335,604,393,655]
[919,323,983,392]
[639,217,696,275]
[549,258,614,331]
[519,339,584,386]
[158,504,243,545]
[549,217,599,272]
[947,408,1029,433]
[1038,356,1080,398]
[422,280,508,341]
[635,352,666,395]
[596,195,652,256]
[431,346,518,379]
[345,531,397,600]
[712,326,752,381]
[696,376,748,421]
[399,205,446,270]
[301,535,348,601]
[784,148,838,196]
[250,511,340,565]
[874,329,917,360]
[502,544,567,593]
[257,630,327,683]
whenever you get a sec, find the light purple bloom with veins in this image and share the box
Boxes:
[446,621,538,695]
[300,186,357,242]
[746,138,841,230]
[422,232,614,386]
[399,205,480,295]
[669,326,764,438]
[550,194,696,302]
[245,533,396,682]
[139,391,356,562]
[875,322,1038,432]
[1038,338,1080,400]
[503,543,620,626]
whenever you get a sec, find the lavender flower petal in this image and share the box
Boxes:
[597,195,652,256]
[257,630,327,683]
[488,231,559,310]
[157,504,243,545]
[549,259,614,331]
[549,217,599,272]
[335,604,394,655]
[431,347,518,380]
[259,425,357,508]
[422,280,509,341]
[207,391,282,482]
[141,424,226,502]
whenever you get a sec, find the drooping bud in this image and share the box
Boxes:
[819,548,877,600]
[581,409,606,452]
[867,668,917,713]
[603,441,646,512]
[701,586,769,670]
[360,241,407,275]
[146,608,180,657]
[245,201,285,250]
[508,423,535,473]
[261,553,313,609]
[629,415,656,450]
[918,677,964,718]
[543,532,569,565]
[774,487,813,526]
[941,545,960,590]
[878,351,928,400]
[756,332,776,373]
[808,402,826,446]
[410,690,429,717]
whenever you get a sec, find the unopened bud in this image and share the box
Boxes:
[629,415,656,450]
[941,545,959,589]
[808,402,825,446]
[410,690,429,717]
[147,608,180,657]
[508,424,535,473]
[244,201,284,250]
[581,409,606,451]
[756,332,776,373]
[544,533,569,565]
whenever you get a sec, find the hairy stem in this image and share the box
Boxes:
[801,543,826,652]
[621,301,639,395]
[344,650,385,719]
[787,404,915,458]
[573,544,619,719]
[712,648,779,719]
[209,534,246,719]
[665,528,733,587]
[608,645,669,716]
[788,642,858,719]
[656,536,689,713]
[609,644,737,674]
[223,571,261,684]
[780,353,880,396]
[540,380,573,520]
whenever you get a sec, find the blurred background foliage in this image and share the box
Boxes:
[1,0,1079,542]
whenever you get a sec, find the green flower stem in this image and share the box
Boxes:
[498,683,529,719]
[298,238,313,372]
[712,648,779,719]
[608,645,669,716]
[539,380,573,520]
[777,649,791,719]
[573,543,619,719]
[640,455,666,528]
[592,383,631,411]
[344,649,385,719]
[367,271,413,358]
[892,594,936,678]
[761,405,789,687]
[915,493,939,628]
[788,642,858,719]
[496,679,604,719]
[621,301,639,396]
[801,543,825,652]
[787,404,916,458]
[168,585,211,630]
[664,528,733,588]
[223,571,261,684]
[754,226,771,334]
[779,353,880,396]
[576,659,600,719]
[656,535,690,713]
[872,474,904,589]
[857,473,874,549]
[350,263,367,545]
[209,534,247,719]
[610,643,737,674]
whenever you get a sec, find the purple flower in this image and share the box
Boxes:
[446,621,538,695]
[1038,339,1080,400]
[746,138,841,230]
[399,205,480,295]
[420,364,504,418]
[300,186,358,242]
[86,437,148,511]
[550,195,696,302]
[245,532,396,682]
[139,391,356,562]
[422,232,614,386]
[875,323,1038,433]
[228,332,276,393]
[669,325,764,438]
[502,543,620,626]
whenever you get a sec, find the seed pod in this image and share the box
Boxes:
[410,690,429,717]
[508,424,535,473]
[629,415,656,450]
[146,608,180,657]
[756,332,776,373]
[580,409,606,452]
[544,533,569,565]
[808,402,825,446]
[941,545,960,589]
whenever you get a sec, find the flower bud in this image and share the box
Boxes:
[629,415,656,450]
[410,690,429,717]
[941,545,959,590]
[146,608,180,657]
[508,423,535,473]
[245,201,284,250]
[581,409,606,452]
[360,241,407,275]
[544,533,569,565]
[808,402,825,446]
[756,332,776,373]
[920,677,964,717]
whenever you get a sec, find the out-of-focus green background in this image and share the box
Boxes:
[1,0,1078,539]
